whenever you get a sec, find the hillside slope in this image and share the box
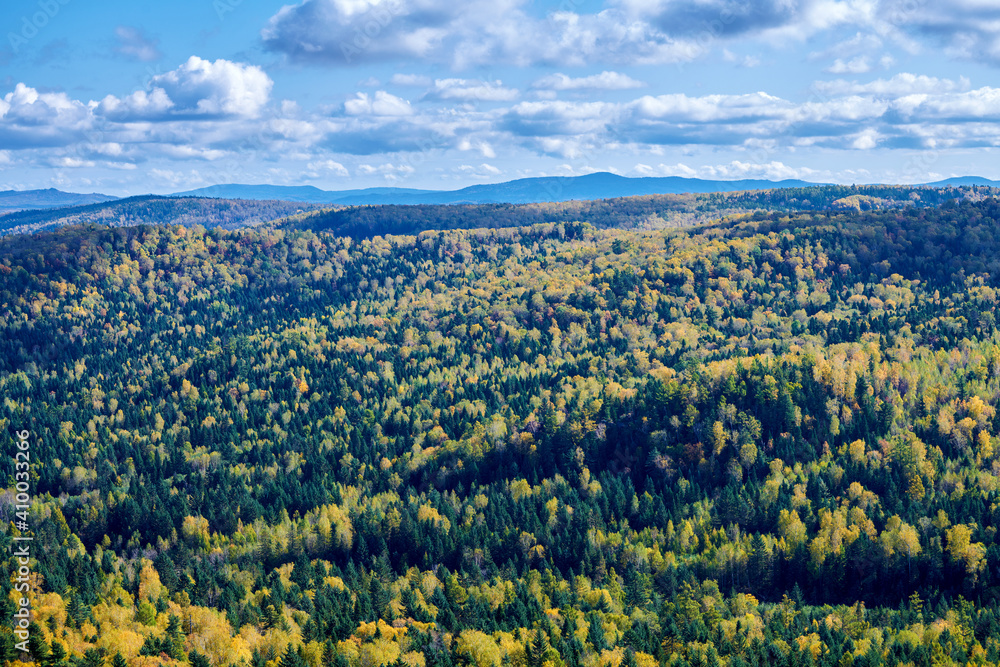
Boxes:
[280,183,990,238]
[0,188,115,213]
[0,195,321,235]
[1,199,1000,665]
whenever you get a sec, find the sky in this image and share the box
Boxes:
[2,0,1000,195]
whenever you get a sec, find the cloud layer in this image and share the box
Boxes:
[3,57,996,176]
[6,0,1000,191]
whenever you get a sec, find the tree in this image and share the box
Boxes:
[279,645,307,667]
[526,628,547,667]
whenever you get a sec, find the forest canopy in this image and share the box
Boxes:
[1,197,1000,666]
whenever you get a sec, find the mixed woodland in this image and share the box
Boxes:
[279,185,996,238]
[3,184,995,239]
[1,194,1000,666]
[0,198,322,237]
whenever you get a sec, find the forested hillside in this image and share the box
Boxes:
[2,184,991,241]
[280,184,993,238]
[0,197,320,236]
[2,198,1000,666]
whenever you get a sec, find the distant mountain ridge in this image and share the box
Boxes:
[5,175,999,215]
[0,195,321,236]
[922,176,1000,187]
[0,188,116,212]
[174,172,828,205]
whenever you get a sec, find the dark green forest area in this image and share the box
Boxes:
[2,197,1000,667]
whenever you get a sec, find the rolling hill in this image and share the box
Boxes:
[174,172,826,205]
[0,188,116,213]
[0,195,321,236]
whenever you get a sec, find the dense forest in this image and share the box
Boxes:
[2,196,1000,666]
[0,197,321,236]
[4,184,994,241]
[279,184,997,238]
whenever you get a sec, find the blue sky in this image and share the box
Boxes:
[2,0,1000,195]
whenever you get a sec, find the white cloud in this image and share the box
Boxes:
[457,138,496,158]
[98,57,272,120]
[701,160,819,181]
[306,159,350,175]
[633,162,698,177]
[814,73,971,97]
[158,145,228,160]
[424,79,519,102]
[889,87,1000,123]
[256,0,1000,72]
[826,57,871,74]
[344,90,413,116]
[876,0,1000,66]
[457,163,502,178]
[54,157,96,168]
[262,0,708,68]
[630,92,791,123]
[98,88,174,119]
[532,71,646,91]
[152,57,272,117]
[357,162,417,180]
[851,128,879,149]
[504,100,619,138]
[0,84,94,149]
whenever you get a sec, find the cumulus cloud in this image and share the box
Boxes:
[151,57,272,117]
[851,128,879,149]
[503,100,619,138]
[114,26,162,62]
[98,57,272,120]
[0,83,93,149]
[630,92,793,124]
[532,71,646,91]
[11,47,1000,185]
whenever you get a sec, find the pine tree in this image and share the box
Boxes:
[587,613,607,651]
[526,628,547,667]
[279,644,306,667]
